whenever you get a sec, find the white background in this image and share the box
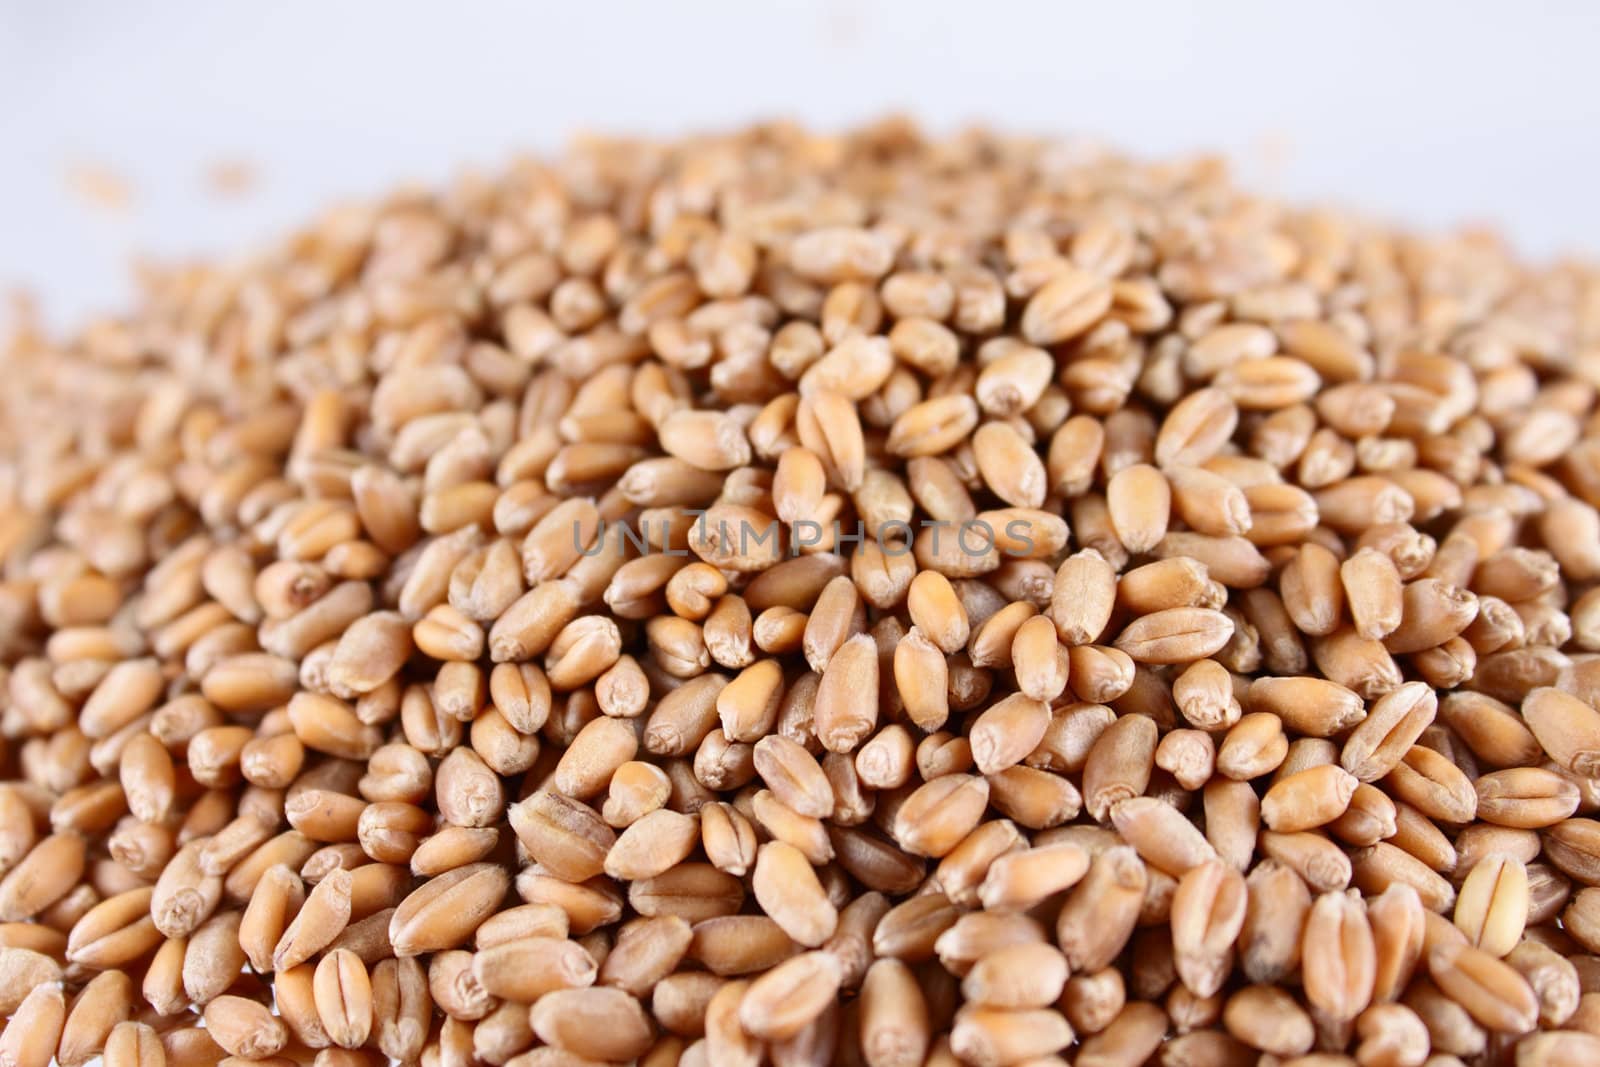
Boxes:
[2,0,1598,327]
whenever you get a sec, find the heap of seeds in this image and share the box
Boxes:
[5,119,1600,1067]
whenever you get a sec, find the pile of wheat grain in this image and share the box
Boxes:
[4,119,1600,1067]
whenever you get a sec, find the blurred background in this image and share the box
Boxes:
[3,0,1597,326]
